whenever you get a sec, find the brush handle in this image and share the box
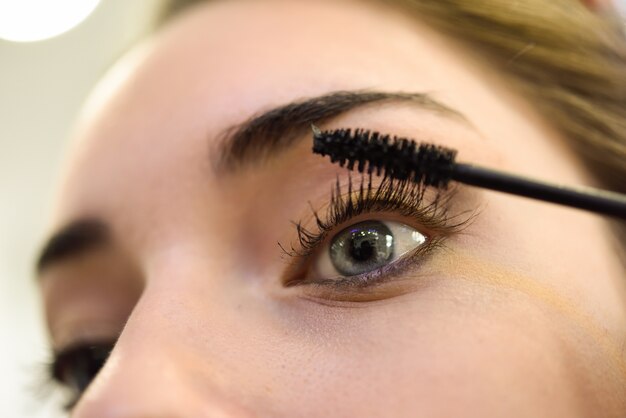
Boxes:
[451,163,626,220]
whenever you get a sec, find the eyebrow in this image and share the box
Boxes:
[36,91,467,274]
[36,219,110,274]
[215,90,469,172]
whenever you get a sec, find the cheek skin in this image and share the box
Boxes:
[438,252,626,368]
[71,246,624,417]
[431,252,626,412]
[272,255,625,417]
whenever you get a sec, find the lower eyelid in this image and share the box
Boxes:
[294,237,442,298]
[295,254,440,304]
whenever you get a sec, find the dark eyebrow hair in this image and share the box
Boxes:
[36,219,110,274]
[215,90,469,172]
[36,91,465,273]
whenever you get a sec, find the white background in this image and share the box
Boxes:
[1,1,625,417]
[0,2,159,416]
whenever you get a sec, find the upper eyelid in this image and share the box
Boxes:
[286,174,469,254]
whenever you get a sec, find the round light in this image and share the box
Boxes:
[0,0,102,43]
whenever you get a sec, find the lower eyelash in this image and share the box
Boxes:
[290,235,444,290]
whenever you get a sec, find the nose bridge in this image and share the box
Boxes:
[71,283,254,418]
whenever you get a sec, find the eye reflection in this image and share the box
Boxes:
[316,220,427,278]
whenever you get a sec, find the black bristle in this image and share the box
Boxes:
[312,127,458,188]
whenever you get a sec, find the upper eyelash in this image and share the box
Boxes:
[280,173,471,260]
[32,351,81,412]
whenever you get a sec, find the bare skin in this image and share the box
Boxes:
[39,1,626,416]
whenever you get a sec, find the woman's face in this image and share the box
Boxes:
[38,1,626,416]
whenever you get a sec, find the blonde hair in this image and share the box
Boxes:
[157,0,626,256]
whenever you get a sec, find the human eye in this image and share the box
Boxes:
[281,174,472,298]
[47,341,115,410]
[312,219,428,283]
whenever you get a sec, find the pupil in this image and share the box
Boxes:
[350,231,377,262]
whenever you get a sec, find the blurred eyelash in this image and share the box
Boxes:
[28,358,66,413]
[30,351,77,412]
[34,342,115,412]
[280,173,473,260]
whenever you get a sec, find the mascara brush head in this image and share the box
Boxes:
[312,126,458,188]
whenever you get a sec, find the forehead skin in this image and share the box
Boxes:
[44,0,626,416]
[55,0,596,260]
[55,0,589,228]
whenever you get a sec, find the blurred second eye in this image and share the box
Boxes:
[51,343,114,409]
[315,220,427,279]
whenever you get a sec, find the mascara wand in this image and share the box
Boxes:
[311,126,626,220]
